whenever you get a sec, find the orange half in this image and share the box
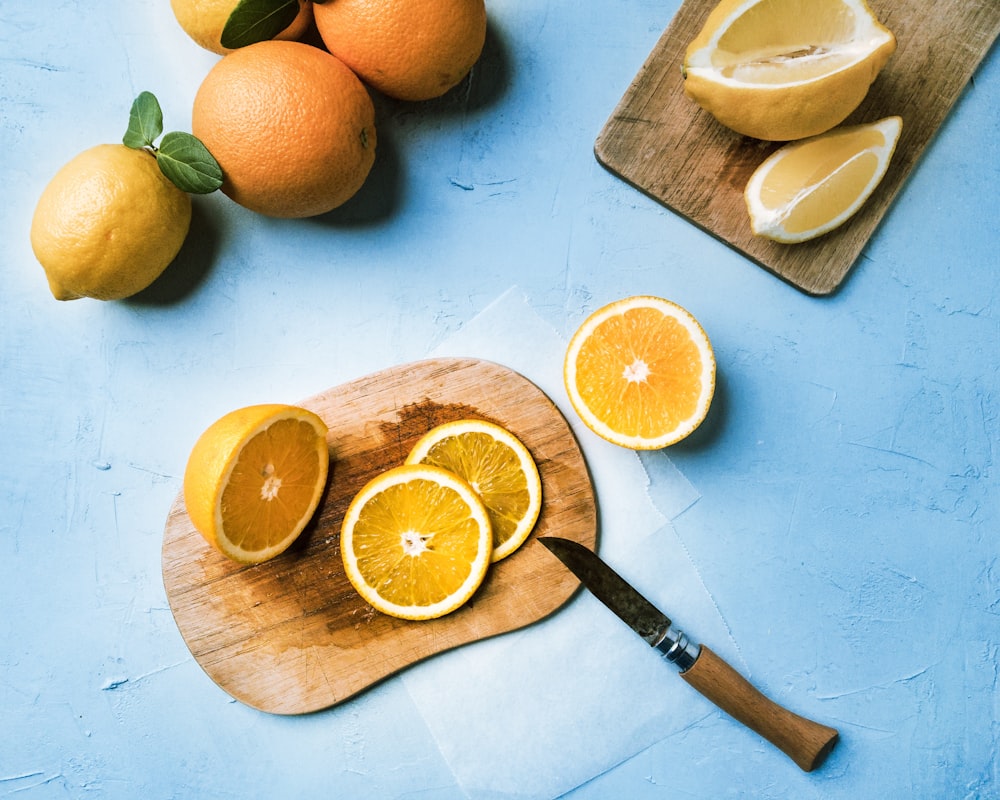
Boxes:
[564,296,716,450]
[183,404,330,564]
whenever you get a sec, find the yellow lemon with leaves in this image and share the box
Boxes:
[31,145,191,301]
[170,0,314,55]
[30,92,221,301]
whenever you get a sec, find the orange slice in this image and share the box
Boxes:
[683,0,896,140]
[406,419,542,562]
[564,296,716,450]
[340,464,493,620]
[182,404,329,564]
[744,116,902,243]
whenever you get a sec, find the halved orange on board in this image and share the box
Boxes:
[182,404,329,564]
[564,296,716,450]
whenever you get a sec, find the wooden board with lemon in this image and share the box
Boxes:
[161,358,596,715]
[595,0,1000,294]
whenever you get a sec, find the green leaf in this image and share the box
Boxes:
[155,131,224,194]
[221,0,301,49]
[123,91,164,149]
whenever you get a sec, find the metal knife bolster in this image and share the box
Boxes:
[653,623,700,672]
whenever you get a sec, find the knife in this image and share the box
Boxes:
[539,536,839,772]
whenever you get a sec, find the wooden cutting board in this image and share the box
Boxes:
[162,358,596,715]
[595,0,1000,295]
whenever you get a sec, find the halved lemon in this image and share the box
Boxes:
[683,0,897,140]
[744,115,902,243]
[182,404,330,564]
[564,296,716,450]
[405,419,542,562]
[340,464,493,620]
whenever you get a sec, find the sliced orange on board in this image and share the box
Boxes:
[183,404,330,564]
[564,296,716,450]
[340,464,493,620]
[406,419,542,562]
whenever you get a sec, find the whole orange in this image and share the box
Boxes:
[191,40,377,218]
[313,0,487,102]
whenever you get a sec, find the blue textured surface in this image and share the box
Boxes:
[2,1,998,797]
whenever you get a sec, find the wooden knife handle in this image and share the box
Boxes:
[680,646,839,772]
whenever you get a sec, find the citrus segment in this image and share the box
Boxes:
[183,404,330,564]
[564,296,716,450]
[405,420,542,562]
[191,40,377,218]
[744,115,902,243]
[30,144,191,301]
[313,0,487,101]
[341,464,493,620]
[683,0,896,140]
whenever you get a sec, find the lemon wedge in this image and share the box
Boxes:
[744,115,902,243]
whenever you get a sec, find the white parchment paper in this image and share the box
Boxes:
[401,288,734,799]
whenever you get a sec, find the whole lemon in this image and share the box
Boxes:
[170,0,314,55]
[30,144,192,301]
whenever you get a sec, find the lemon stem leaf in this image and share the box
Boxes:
[156,132,224,195]
[221,0,302,49]
[123,91,163,149]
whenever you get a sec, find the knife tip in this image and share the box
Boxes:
[538,536,589,562]
[537,535,566,551]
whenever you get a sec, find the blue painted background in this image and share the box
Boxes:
[1,1,997,797]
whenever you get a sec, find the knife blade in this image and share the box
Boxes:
[539,536,839,772]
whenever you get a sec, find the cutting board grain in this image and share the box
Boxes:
[162,358,596,715]
[595,0,1000,295]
